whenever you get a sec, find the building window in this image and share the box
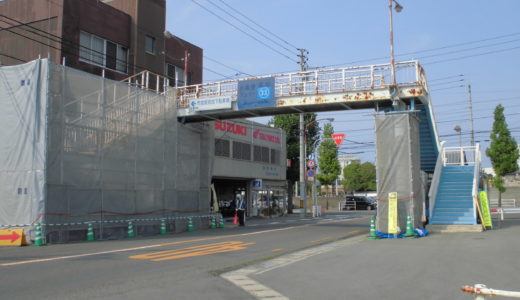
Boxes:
[232,141,251,161]
[79,31,127,73]
[165,63,185,86]
[215,139,230,157]
[270,149,279,164]
[254,145,270,164]
[116,47,128,73]
[145,35,155,54]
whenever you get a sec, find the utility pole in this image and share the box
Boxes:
[184,50,190,86]
[297,48,308,217]
[468,84,475,146]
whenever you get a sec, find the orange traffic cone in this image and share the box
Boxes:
[233,211,238,225]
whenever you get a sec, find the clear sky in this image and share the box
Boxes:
[167,0,520,167]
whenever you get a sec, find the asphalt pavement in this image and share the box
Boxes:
[1,212,518,299]
[0,211,371,300]
[230,215,520,300]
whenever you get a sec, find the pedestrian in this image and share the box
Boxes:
[236,194,246,226]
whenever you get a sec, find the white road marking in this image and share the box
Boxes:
[222,234,366,299]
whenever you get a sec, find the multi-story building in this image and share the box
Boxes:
[212,119,287,218]
[0,0,202,85]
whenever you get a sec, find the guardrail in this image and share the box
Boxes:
[443,146,479,166]
[491,207,520,221]
[176,60,428,108]
[472,144,481,222]
[340,200,357,211]
[489,198,516,208]
[428,141,446,218]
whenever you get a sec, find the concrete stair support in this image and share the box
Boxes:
[429,225,483,233]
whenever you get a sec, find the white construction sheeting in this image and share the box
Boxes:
[0,59,213,242]
[0,59,48,228]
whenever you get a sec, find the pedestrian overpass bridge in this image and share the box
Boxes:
[122,60,482,229]
[0,58,484,237]
[170,60,482,229]
[175,61,429,123]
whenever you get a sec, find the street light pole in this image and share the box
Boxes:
[304,118,334,217]
[454,125,462,147]
[388,0,403,86]
[299,114,306,217]
[297,48,308,217]
[310,137,333,217]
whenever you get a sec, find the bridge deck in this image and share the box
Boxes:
[176,61,429,122]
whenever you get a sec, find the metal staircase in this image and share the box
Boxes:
[416,104,439,173]
[429,146,481,225]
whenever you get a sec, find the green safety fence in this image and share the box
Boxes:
[0,214,222,228]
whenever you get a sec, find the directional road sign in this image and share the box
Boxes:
[0,229,25,246]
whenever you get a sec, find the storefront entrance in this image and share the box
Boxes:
[250,182,287,218]
[212,179,248,217]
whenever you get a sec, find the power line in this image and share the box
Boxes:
[216,0,299,50]
[428,74,465,82]
[423,45,520,66]
[429,79,465,87]
[0,15,147,74]
[190,0,298,63]
[431,85,465,91]
[437,112,520,124]
[417,38,520,61]
[316,31,520,69]
[0,52,26,64]
[205,0,297,55]
[203,55,253,77]
[1,14,236,83]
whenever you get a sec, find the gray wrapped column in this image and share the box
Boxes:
[375,113,424,234]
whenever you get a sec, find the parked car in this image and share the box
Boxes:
[343,196,377,210]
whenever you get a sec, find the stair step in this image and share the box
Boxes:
[437,193,473,197]
[435,203,473,208]
[433,210,474,217]
[437,189,473,193]
[428,225,483,232]
[430,216,476,225]
[437,190,472,194]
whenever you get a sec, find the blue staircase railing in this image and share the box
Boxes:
[429,145,481,225]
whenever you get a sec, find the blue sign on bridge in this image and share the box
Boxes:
[237,77,275,109]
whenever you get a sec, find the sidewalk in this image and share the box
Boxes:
[246,215,520,300]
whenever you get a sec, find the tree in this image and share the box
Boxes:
[342,161,376,193]
[359,162,377,191]
[343,162,363,193]
[485,104,519,207]
[316,123,341,189]
[269,113,319,213]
